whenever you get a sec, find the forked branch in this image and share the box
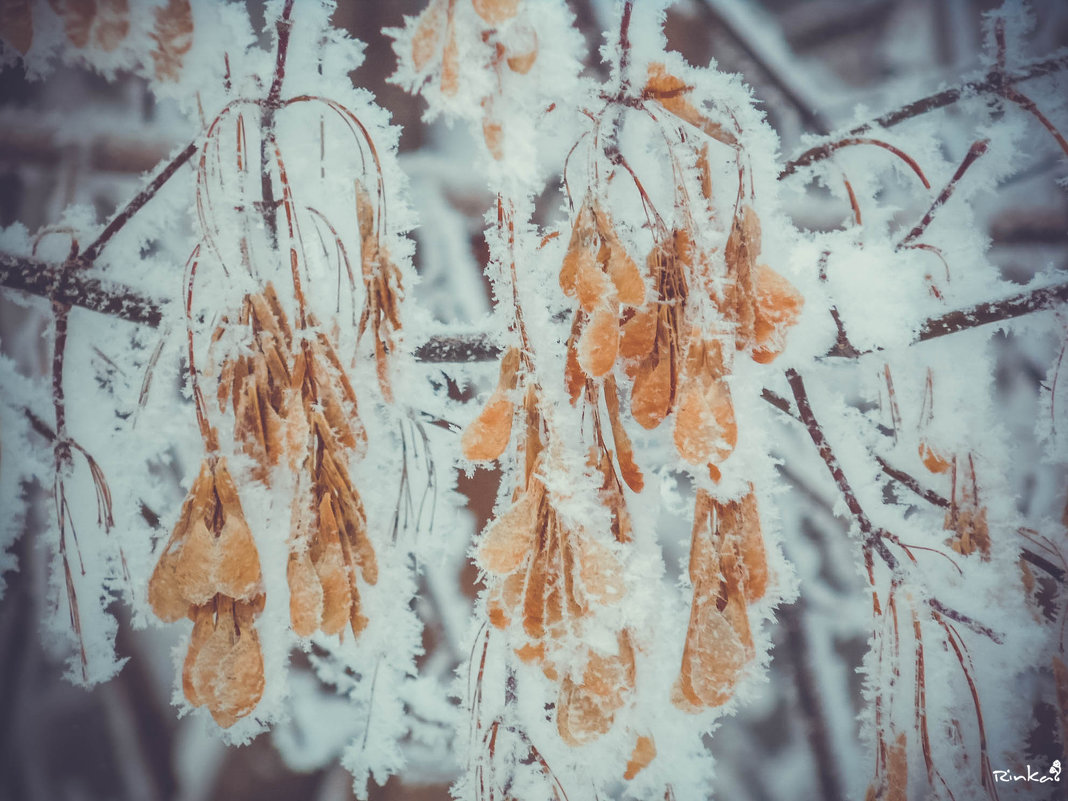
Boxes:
[781,50,1068,178]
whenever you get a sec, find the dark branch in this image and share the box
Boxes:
[761,387,797,419]
[3,252,1065,362]
[780,51,1068,178]
[618,1,634,91]
[0,252,163,327]
[79,142,198,266]
[875,456,950,508]
[258,1,297,248]
[785,368,899,572]
[414,334,501,363]
[928,598,1003,644]
[266,0,296,110]
[697,0,831,134]
[917,280,1068,342]
[898,139,989,249]
[1020,548,1066,583]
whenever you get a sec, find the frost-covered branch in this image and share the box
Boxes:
[0,251,163,327]
[780,48,1068,177]
[78,141,199,266]
[4,255,1066,359]
[916,279,1068,342]
[785,368,900,571]
[695,0,831,134]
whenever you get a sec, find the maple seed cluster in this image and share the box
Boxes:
[458,59,807,768]
[674,490,767,710]
[0,0,195,80]
[148,172,401,726]
[148,458,265,728]
[465,359,643,749]
[561,195,646,385]
[410,0,538,160]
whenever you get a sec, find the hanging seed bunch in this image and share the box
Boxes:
[209,270,379,641]
[464,351,640,747]
[547,58,801,720]
[355,182,404,403]
[624,123,802,481]
[148,457,266,727]
[214,283,293,484]
[673,488,767,711]
[617,229,690,432]
[286,316,377,639]
[557,64,803,487]
[0,0,194,77]
[479,449,627,670]
[943,454,991,560]
[553,194,648,501]
[398,0,547,162]
[561,195,647,390]
[479,449,637,745]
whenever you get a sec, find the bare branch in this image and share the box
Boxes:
[79,141,198,266]
[928,598,1003,644]
[780,50,1068,178]
[785,368,899,571]
[0,252,163,327]
[696,0,831,134]
[875,456,950,508]
[917,280,1068,342]
[3,254,1065,361]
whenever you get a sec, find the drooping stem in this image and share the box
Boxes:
[928,598,1003,644]
[183,246,218,453]
[783,137,931,188]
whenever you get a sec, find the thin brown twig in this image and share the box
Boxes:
[928,598,1002,644]
[780,50,1068,177]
